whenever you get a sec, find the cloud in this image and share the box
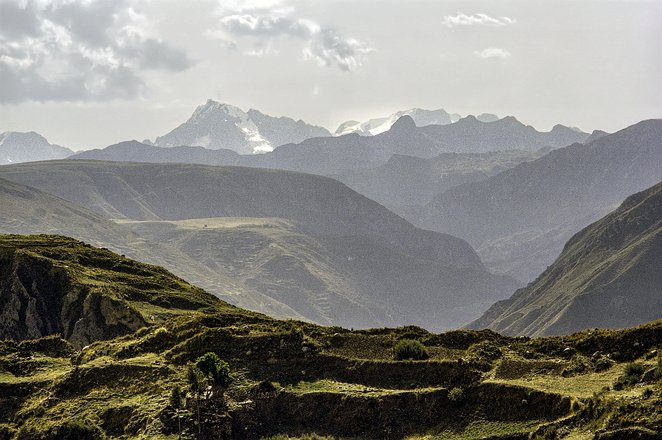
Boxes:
[442,12,515,28]
[0,0,194,104]
[213,3,372,71]
[474,47,512,60]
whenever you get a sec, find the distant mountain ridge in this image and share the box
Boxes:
[74,114,589,175]
[0,131,72,165]
[331,150,542,212]
[153,99,331,154]
[335,108,462,135]
[468,180,662,336]
[420,119,662,282]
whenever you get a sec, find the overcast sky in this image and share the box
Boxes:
[1,0,661,150]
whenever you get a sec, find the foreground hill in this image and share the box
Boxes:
[0,163,518,330]
[422,119,662,281]
[152,100,331,154]
[469,181,662,337]
[1,236,660,439]
[0,132,72,165]
[0,235,231,347]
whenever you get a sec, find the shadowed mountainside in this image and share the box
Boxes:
[0,234,229,347]
[469,181,662,336]
[420,119,662,282]
[0,164,519,330]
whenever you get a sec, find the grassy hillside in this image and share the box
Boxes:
[119,218,518,331]
[0,235,240,347]
[0,162,522,330]
[0,177,304,322]
[0,160,482,270]
[469,181,662,337]
[0,235,660,439]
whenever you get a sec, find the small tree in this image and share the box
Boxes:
[187,364,207,436]
[195,352,233,389]
[170,385,185,440]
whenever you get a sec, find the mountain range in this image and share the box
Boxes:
[0,131,72,165]
[419,119,662,282]
[469,180,662,336]
[331,149,542,214]
[73,113,589,174]
[334,107,462,135]
[150,100,331,154]
[0,161,519,330]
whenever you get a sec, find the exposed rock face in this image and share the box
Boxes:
[0,245,146,347]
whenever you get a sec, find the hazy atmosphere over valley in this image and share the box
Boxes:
[1,1,662,439]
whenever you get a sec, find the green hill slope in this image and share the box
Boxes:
[469,181,662,336]
[0,161,520,330]
[0,160,482,269]
[120,217,517,330]
[0,236,660,439]
[0,177,302,321]
[0,235,239,347]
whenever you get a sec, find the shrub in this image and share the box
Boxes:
[170,385,184,409]
[466,340,502,363]
[448,387,464,403]
[614,362,646,389]
[393,339,429,361]
[195,352,232,387]
[187,364,207,395]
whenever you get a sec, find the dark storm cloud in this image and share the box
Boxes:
[0,0,193,103]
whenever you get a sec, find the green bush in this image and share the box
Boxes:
[393,339,429,361]
[195,352,232,387]
[448,386,464,403]
[614,362,646,389]
[466,340,502,363]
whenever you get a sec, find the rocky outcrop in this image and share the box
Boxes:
[0,247,146,348]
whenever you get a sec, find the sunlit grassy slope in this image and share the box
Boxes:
[1,234,661,439]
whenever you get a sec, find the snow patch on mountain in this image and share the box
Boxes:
[154,100,330,154]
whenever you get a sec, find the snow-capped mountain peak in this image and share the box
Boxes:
[154,100,331,154]
[334,108,461,136]
[0,131,73,165]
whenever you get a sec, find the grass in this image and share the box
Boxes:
[1,235,661,439]
[406,420,540,439]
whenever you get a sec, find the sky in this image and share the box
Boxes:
[0,0,661,151]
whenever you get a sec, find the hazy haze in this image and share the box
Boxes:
[1,0,660,150]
